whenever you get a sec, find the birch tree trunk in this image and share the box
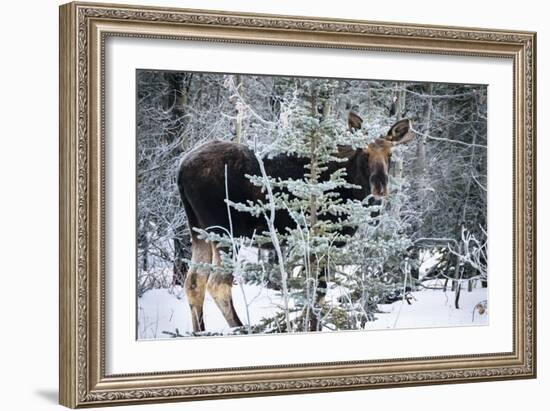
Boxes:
[452,100,478,303]
[397,86,407,120]
[235,74,243,144]
[414,83,432,209]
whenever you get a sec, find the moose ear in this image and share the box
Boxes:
[386,118,415,145]
[348,109,363,132]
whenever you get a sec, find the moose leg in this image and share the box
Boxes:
[184,238,212,332]
[207,244,243,328]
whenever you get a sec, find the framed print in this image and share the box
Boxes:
[59,1,537,408]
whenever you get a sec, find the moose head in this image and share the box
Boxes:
[345,112,415,199]
[365,118,415,199]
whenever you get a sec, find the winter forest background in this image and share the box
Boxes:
[136,70,488,339]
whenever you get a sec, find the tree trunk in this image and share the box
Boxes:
[454,282,462,309]
[307,91,320,332]
[450,100,479,309]
[396,86,407,120]
[163,72,193,287]
[235,74,243,143]
[414,83,432,207]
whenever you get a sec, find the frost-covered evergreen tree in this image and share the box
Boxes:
[195,78,416,334]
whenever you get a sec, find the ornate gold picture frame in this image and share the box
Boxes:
[59,1,536,407]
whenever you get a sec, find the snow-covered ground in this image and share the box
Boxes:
[363,282,488,330]
[138,284,281,339]
[138,279,488,339]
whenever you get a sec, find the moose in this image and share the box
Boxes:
[177,115,415,332]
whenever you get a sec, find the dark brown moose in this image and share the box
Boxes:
[177,116,415,332]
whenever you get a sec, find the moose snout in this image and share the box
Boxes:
[370,173,389,199]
